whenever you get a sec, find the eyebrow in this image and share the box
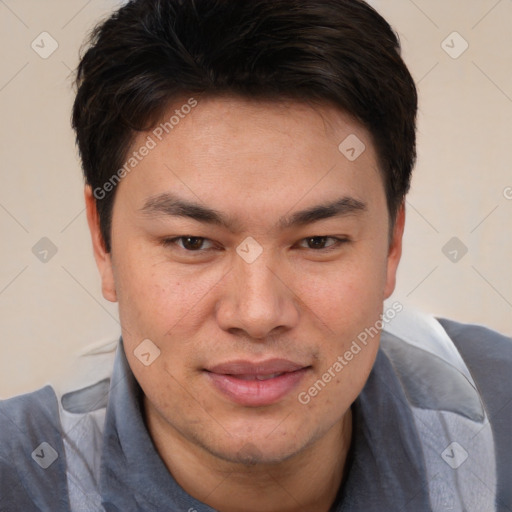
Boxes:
[140,192,367,231]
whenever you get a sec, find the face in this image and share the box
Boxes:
[86,96,404,465]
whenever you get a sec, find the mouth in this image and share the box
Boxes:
[204,359,311,407]
[234,373,287,381]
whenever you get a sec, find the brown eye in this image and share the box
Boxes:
[295,236,350,254]
[162,236,214,251]
[180,237,206,250]
[300,236,343,250]
[305,237,330,249]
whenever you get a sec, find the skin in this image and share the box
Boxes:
[85,96,405,512]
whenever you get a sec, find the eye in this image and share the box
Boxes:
[162,236,215,251]
[297,236,348,251]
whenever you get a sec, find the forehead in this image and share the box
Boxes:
[117,96,384,219]
[149,96,372,161]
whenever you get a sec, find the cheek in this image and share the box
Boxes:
[114,259,173,338]
[291,247,386,401]
[296,281,382,426]
[292,251,387,330]
[113,250,209,337]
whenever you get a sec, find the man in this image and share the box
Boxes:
[1,0,510,511]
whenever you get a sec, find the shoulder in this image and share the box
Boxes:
[381,312,512,508]
[0,384,61,448]
[438,317,512,382]
[0,337,118,442]
[438,317,512,508]
[436,317,512,418]
[438,317,512,349]
[0,386,70,511]
[0,338,119,511]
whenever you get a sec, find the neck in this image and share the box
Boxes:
[144,399,353,512]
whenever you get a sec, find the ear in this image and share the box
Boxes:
[383,202,405,299]
[84,186,117,302]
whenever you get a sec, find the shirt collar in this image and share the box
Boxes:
[334,348,431,511]
[99,338,215,512]
[99,339,430,511]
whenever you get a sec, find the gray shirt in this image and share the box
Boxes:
[1,317,511,511]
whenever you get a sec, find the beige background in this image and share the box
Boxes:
[1,0,511,398]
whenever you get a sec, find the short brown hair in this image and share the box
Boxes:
[72,0,417,252]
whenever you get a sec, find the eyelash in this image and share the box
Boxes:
[161,236,349,253]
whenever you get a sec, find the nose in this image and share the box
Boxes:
[215,253,300,340]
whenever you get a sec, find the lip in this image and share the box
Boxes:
[205,358,310,407]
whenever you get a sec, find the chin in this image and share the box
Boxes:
[215,442,301,467]
[197,421,319,467]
